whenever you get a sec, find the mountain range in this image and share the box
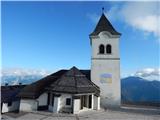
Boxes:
[121,76,160,104]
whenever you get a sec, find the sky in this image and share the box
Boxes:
[1,1,160,78]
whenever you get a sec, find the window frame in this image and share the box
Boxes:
[66,98,71,106]
[106,44,112,54]
[99,44,105,54]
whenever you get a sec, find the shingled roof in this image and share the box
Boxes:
[1,85,26,103]
[47,67,100,95]
[90,13,121,36]
[18,70,67,99]
[19,67,99,99]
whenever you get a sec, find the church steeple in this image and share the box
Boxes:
[90,9,121,108]
[90,13,121,36]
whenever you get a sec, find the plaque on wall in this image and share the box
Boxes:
[100,73,112,83]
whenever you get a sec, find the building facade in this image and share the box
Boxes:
[90,13,121,108]
[19,67,100,114]
[1,85,25,113]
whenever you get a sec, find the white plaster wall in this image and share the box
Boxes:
[2,101,20,113]
[93,96,97,110]
[93,96,100,110]
[91,94,94,109]
[59,94,72,109]
[50,94,72,113]
[91,33,121,108]
[97,96,100,110]
[91,33,120,59]
[20,99,38,111]
[73,99,80,114]
[91,60,121,107]
[53,97,60,113]
[36,92,48,106]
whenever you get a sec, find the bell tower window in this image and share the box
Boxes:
[99,44,105,54]
[106,44,112,54]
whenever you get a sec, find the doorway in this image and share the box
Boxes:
[80,95,92,110]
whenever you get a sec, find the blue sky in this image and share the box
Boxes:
[2,1,160,77]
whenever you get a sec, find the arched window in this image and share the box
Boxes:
[106,44,112,54]
[99,44,105,54]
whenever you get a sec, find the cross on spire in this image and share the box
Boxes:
[102,7,104,13]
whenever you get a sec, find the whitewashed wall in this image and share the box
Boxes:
[91,32,121,108]
[20,99,38,111]
[2,101,20,113]
[48,93,72,113]
[93,96,100,110]
[59,94,72,109]
[53,97,60,113]
[91,60,121,107]
[73,99,80,114]
[91,32,120,59]
[36,92,48,106]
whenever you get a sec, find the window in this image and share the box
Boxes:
[66,98,71,105]
[99,44,105,54]
[8,102,12,107]
[106,44,112,54]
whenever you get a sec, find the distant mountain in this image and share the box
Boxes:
[121,76,160,103]
[1,68,51,86]
[1,75,44,86]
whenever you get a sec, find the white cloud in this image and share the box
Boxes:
[134,68,160,81]
[1,68,53,85]
[120,2,160,37]
[87,2,160,38]
[1,68,51,77]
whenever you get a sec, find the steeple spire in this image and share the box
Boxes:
[90,10,121,36]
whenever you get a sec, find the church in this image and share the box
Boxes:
[19,13,121,114]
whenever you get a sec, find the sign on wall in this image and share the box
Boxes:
[100,73,112,83]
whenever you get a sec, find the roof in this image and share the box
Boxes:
[18,70,67,99]
[47,67,100,95]
[1,85,26,103]
[19,67,99,99]
[90,13,121,36]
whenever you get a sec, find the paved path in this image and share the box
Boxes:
[1,108,160,120]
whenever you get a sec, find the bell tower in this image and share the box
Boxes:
[90,13,121,108]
